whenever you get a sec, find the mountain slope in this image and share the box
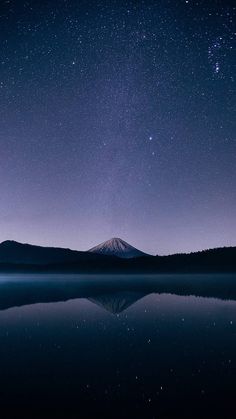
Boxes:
[0,240,113,265]
[0,240,235,273]
[88,237,148,259]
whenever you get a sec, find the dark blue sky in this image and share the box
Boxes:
[0,0,235,254]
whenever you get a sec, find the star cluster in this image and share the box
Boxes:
[0,0,235,254]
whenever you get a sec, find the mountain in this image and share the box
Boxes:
[88,237,148,259]
[0,240,113,265]
[0,239,235,273]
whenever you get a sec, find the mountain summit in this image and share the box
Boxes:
[88,237,148,259]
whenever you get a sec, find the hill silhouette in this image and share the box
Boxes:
[0,239,235,273]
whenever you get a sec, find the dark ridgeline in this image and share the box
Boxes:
[0,239,235,273]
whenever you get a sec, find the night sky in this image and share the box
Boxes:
[0,0,235,255]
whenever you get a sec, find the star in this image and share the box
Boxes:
[0,0,234,256]
[215,62,220,74]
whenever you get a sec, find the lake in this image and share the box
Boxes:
[0,274,235,418]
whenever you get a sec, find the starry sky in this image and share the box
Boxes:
[0,0,235,255]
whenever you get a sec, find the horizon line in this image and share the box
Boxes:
[0,238,235,258]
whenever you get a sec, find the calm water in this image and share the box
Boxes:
[0,274,236,418]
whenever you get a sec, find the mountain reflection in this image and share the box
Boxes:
[0,273,236,312]
[88,291,147,314]
[0,281,148,313]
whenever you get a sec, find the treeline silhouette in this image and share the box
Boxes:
[0,240,235,273]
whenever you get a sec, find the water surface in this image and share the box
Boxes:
[0,274,235,418]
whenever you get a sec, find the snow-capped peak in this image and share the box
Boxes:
[88,237,147,259]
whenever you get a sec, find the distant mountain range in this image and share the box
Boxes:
[0,238,235,273]
[0,238,148,264]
